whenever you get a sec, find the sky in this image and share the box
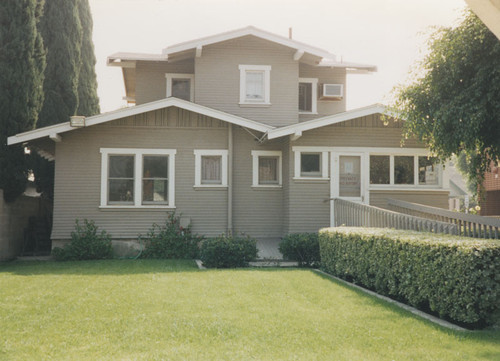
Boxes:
[88,0,467,113]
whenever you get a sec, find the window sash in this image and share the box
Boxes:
[300,153,321,176]
[171,78,191,101]
[245,71,264,101]
[394,156,415,184]
[259,156,279,184]
[201,156,222,184]
[108,155,135,204]
[142,155,168,204]
[298,82,312,112]
[370,155,390,184]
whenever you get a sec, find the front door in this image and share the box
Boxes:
[330,152,367,226]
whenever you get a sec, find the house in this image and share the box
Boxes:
[479,162,500,216]
[7,26,450,253]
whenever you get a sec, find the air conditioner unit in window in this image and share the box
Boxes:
[320,84,343,100]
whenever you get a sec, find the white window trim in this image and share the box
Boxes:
[165,73,195,101]
[239,65,271,106]
[251,150,282,188]
[298,78,318,114]
[292,147,329,180]
[193,149,228,188]
[100,148,176,209]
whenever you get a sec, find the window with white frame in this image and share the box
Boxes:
[100,148,176,208]
[194,150,228,187]
[298,78,318,114]
[293,148,329,179]
[239,65,271,105]
[165,73,194,101]
[369,154,441,186]
[251,150,282,187]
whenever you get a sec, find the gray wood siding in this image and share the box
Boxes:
[52,109,228,240]
[370,190,449,209]
[194,36,299,127]
[299,63,346,122]
[231,126,284,238]
[135,60,194,105]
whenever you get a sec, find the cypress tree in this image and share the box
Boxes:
[76,0,100,116]
[37,0,82,128]
[0,0,45,202]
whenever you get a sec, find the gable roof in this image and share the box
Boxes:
[108,26,376,72]
[7,98,275,146]
[266,104,395,139]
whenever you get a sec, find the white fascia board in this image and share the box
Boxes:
[107,52,168,66]
[8,98,274,145]
[318,59,377,72]
[267,104,388,140]
[162,26,336,61]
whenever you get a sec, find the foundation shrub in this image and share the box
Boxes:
[319,227,500,328]
[141,213,202,259]
[52,219,113,261]
[279,233,320,267]
[200,234,258,268]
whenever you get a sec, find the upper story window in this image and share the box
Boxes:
[251,150,282,187]
[166,73,194,101]
[298,78,318,114]
[100,148,176,208]
[239,65,271,106]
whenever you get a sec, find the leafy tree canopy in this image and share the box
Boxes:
[391,10,500,185]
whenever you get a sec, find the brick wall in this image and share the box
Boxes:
[479,190,500,216]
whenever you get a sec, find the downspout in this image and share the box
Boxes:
[227,124,233,235]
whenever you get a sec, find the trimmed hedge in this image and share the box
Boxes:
[200,234,258,268]
[319,227,500,328]
[279,233,320,267]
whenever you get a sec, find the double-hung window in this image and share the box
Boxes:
[251,150,282,187]
[194,150,228,187]
[298,78,318,114]
[239,65,271,105]
[166,73,194,101]
[101,148,176,208]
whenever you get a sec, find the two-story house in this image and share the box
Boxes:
[8,26,450,253]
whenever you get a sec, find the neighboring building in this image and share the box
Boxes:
[480,162,500,216]
[8,26,450,250]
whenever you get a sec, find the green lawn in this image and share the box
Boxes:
[0,260,499,360]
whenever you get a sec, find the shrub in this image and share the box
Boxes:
[200,234,258,268]
[52,219,113,261]
[141,213,202,259]
[279,233,320,267]
[319,227,500,328]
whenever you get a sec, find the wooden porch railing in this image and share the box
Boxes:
[329,198,459,235]
[387,198,500,239]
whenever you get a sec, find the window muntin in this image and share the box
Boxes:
[419,156,439,185]
[100,148,176,208]
[251,150,282,187]
[298,78,318,114]
[239,65,271,105]
[165,73,194,101]
[300,153,321,177]
[142,156,168,204]
[394,156,414,184]
[370,155,390,184]
[108,155,134,204]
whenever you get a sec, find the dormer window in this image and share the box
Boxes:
[166,73,194,101]
[298,78,318,114]
[239,65,271,106]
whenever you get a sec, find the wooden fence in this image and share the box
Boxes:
[330,198,458,235]
[387,198,500,239]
